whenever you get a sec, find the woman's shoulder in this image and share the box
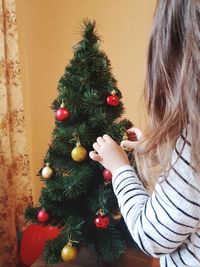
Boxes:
[170,127,193,179]
[170,126,199,187]
[175,127,191,158]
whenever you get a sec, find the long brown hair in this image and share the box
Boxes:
[138,0,200,182]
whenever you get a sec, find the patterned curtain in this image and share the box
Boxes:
[0,0,32,266]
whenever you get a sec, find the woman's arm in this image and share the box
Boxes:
[90,133,200,257]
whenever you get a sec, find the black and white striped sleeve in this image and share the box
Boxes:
[112,135,200,257]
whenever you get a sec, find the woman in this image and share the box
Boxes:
[89,0,200,266]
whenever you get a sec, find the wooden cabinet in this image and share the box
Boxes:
[31,248,160,267]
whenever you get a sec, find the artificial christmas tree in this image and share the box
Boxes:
[25,19,139,265]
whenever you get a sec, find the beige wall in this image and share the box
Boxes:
[15,0,156,203]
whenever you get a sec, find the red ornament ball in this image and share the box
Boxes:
[56,106,70,121]
[37,209,49,223]
[95,215,110,229]
[127,131,137,141]
[103,169,112,181]
[106,95,119,106]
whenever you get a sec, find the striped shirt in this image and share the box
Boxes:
[112,130,200,266]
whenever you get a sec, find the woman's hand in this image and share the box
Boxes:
[89,134,130,174]
[121,127,144,152]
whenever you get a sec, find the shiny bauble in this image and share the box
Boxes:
[123,131,137,142]
[37,209,49,223]
[103,169,112,181]
[56,104,70,121]
[106,94,119,106]
[127,131,137,141]
[41,163,53,179]
[71,144,87,162]
[95,215,110,229]
[122,132,128,141]
[61,243,77,262]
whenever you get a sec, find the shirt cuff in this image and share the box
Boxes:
[112,164,135,183]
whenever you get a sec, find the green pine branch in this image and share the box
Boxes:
[96,224,127,263]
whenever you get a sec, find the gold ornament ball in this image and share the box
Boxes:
[123,132,128,140]
[61,243,77,262]
[112,212,122,221]
[41,164,53,179]
[71,145,87,161]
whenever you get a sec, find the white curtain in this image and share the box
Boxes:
[0,0,32,266]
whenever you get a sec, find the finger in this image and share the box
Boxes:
[120,140,136,150]
[96,136,106,145]
[102,134,114,142]
[126,127,136,133]
[93,142,100,152]
[89,151,102,162]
